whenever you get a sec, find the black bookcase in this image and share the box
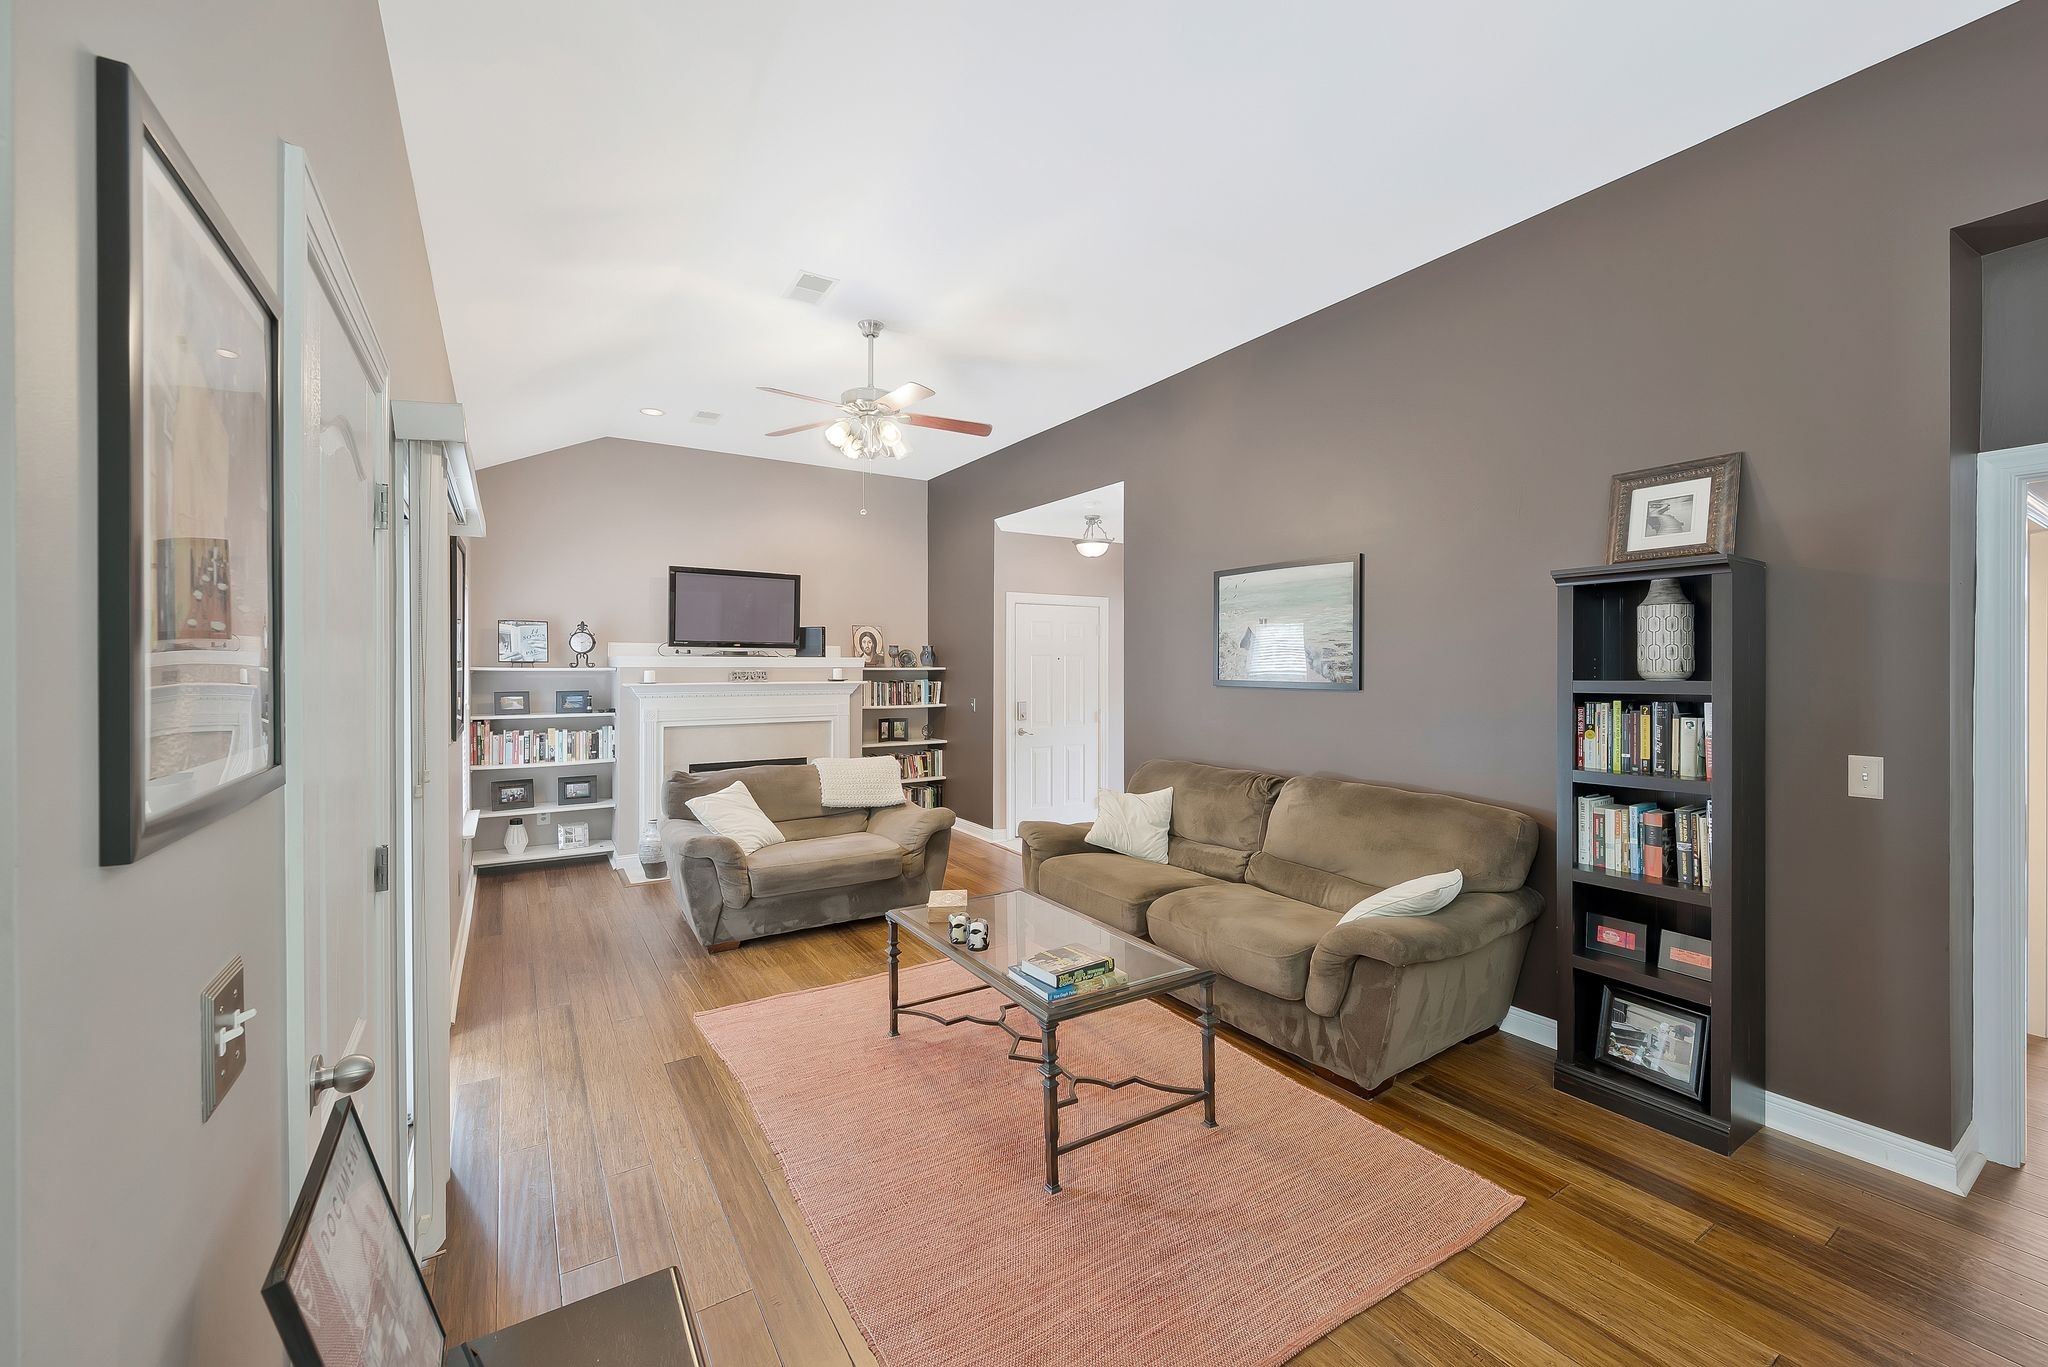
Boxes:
[1550,554,1764,1152]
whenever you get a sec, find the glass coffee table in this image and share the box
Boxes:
[886,889,1218,1193]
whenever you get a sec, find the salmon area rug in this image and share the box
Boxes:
[694,961,1521,1366]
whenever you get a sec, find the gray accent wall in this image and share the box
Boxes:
[9,4,453,1363]
[470,438,929,665]
[928,1,2048,1147]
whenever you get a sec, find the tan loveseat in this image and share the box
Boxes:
[662,763,954,951]
[1020,759,1540,1093]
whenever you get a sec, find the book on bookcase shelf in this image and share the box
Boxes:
[1574,792,1712,890]
[468,721,617,767]
[905,783,943,808]
[895,749,943,780]
[865,678,943,707]
[1575,699,1712,779]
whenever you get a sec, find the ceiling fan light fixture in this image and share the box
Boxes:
[825,419,850,448]
[1074,513,1113,558]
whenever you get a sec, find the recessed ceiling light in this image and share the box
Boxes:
[690,411,721,425]
[215,347,239,359]
[639,407,665,416]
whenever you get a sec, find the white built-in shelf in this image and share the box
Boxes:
[474,839,616,869]
[866,666,945,672]
[471,757,617,772]
[475,664,618,674]
[472,710,616,722]
[476,799,617,819]
[862,703,946,710]
[903,777,945,785]
[863,739,948,750]
[462,809,481,840]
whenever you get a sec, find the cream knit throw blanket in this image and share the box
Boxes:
[812,756,906,808]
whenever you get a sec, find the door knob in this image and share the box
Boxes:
[309,1052,375,1107]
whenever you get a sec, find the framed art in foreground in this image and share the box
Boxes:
[97,57,284,864]
[1214,556,1362,690]
[1605,453,1743,564]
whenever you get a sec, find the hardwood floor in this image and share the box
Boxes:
[426,834,2048,1364]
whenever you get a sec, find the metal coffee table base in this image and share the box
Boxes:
[887,923,1217,1193]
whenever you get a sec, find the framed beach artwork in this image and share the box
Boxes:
[96,58,284,864]
[1214,556,1362,691]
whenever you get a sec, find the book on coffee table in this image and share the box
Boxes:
[1006,967,1130,1001]
[1016,943,1115,988]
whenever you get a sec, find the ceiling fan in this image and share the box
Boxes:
[759,319,992,463]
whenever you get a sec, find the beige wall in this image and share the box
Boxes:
[990,531,1125,829]
[9,4,454,1363]
[470,438,928,666]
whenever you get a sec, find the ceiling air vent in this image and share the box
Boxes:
[787,271,837,304]
[690,411,721,425]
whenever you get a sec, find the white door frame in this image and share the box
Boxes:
[1973,441,2048,1169]
[1002,591,1111,834]
[278,146,407,1198]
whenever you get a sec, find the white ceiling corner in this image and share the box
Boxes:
[995,483,1124,543]
[379,1,2011,477]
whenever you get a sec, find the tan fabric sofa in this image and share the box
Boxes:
[1020,759,1540,1093]
[662,763,954,951]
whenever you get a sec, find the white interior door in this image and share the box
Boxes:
[1009,596,1106,827]
[281,150,400,1200]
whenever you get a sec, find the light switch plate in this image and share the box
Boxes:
[1848,755,1885,800]
[201,957,247,1122]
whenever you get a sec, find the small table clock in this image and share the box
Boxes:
[567,621,596,667]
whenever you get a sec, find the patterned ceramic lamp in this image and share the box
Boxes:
[1636,578,1696,680]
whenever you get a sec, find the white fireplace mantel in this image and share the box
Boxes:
[613,679,861,880]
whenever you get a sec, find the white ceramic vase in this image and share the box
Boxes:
[1636,578,1696,680]
[504,818,529,857]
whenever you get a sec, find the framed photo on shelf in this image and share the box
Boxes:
[555,689,593,714]
[498,618,548,663]
[558,775,598,803]
[490,779,534,811]
[852,624,885,667]
[1658,930,1715,982]
[96,58,284,865]
[1583,913,1650,964]
[557,822,591,850]
[1594,985,1708,1100]
[1214,556,1362,691]
[1605,453,1743,564]
[492,690,530,715]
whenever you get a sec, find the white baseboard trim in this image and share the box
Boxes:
[1491,1010,1983,1195]
[953,818,1022,852]
[449,872,478,1017]
[1502,1007,1558,1050]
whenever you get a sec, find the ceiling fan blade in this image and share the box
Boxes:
[757,385,842,408]
[900,412,994,437]
[764,419,835,437]
[878,381,935,412]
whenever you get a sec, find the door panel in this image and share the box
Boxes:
[1011,600,1103,827]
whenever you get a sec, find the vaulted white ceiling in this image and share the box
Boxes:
[381,1,2009,475]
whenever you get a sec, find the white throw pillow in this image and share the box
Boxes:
[683,782,786,857]
[1338,870,1463,924]
[1086,787,1173,863]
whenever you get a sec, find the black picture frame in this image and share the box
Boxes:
[261,1097,445,1365]
[450,538,466,742]
[556,689,594,714]
[491,779,534,811]
[97,58,285,865]
[493,690,530,715]
[558,775,598,804]
[1583,912,1650,964]
[1594,985,1709,1101]
[1213,555,1363,691]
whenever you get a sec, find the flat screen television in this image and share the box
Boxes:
[668,565,800,649]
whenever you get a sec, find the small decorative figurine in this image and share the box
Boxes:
[966,918,989,951]
[947,912,969,945]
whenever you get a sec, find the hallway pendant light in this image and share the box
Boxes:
[1074,513,1113,558]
